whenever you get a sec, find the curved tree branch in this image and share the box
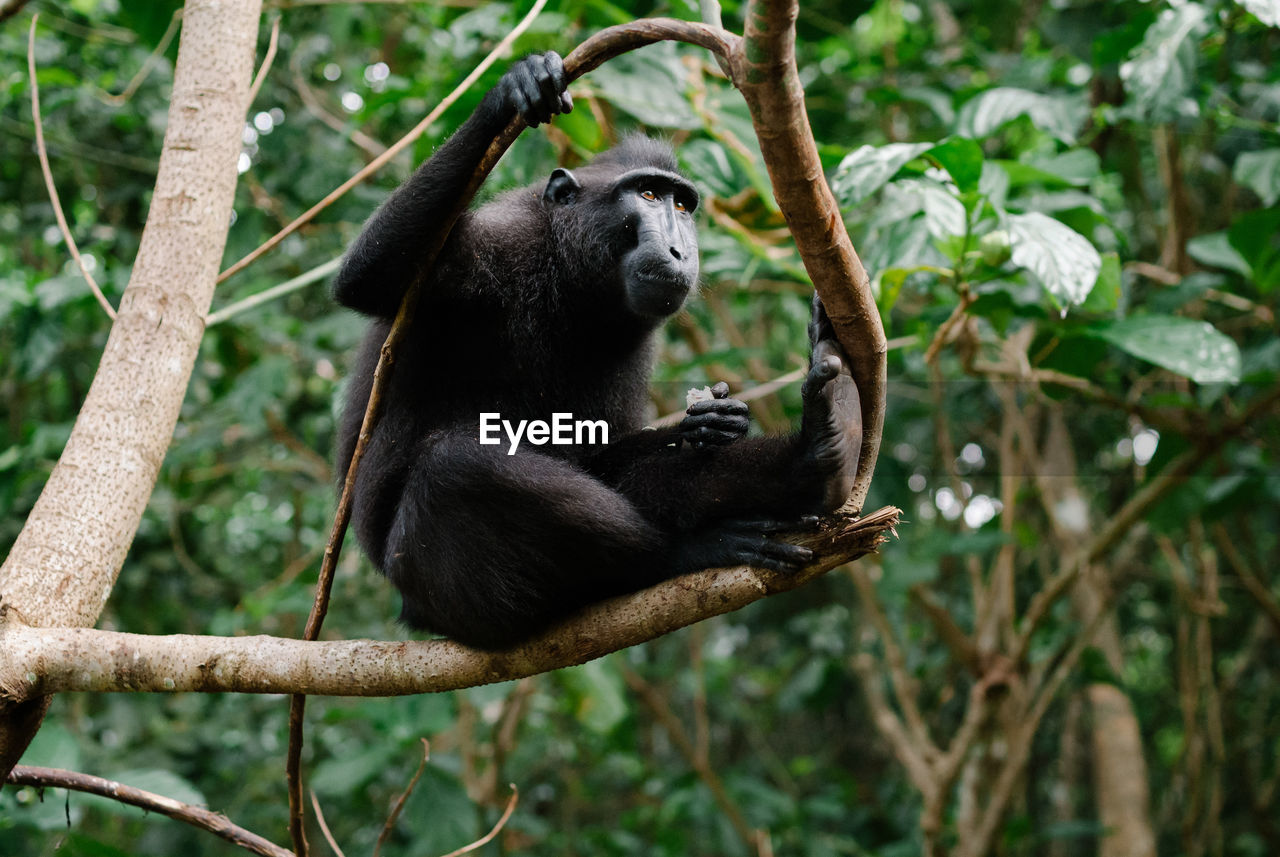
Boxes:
[6,765,292,857]
[0,509,897,702]
[730,0,885,511]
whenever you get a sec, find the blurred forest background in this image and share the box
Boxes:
[2,0,1278,855]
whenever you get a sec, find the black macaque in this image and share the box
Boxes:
[334,52,861,650]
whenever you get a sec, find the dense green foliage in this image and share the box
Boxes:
[2,0,1278,855]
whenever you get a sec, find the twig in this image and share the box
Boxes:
[850,566,936,756]
[218,0,551,284]
[289,47,386,158]
[908,584,979,673]
[1213,523,1280,638]
[206,258,342,326]
[248,16,282,107]
[28,15,116,321]
[849,651,935,798]
[923,292,974,365]
[309,791,347,857]
[436,784,518,857]
[100,9,182,106]
[373,739,430,857]
[1010,379,1280,665]
[6,766,292,857]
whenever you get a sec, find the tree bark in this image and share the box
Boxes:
[1040,409,1157,857]
[0,0,262,777]
[1,509,897,701]
[730,0,886,512]
[1089,683,1158,857]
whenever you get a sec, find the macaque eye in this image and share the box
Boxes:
[641,189,657,201]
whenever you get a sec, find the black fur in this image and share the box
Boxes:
[334,53,861,650]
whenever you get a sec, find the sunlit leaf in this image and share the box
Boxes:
[1237,0,1280,26]
[1089,316,1241,383]
[1233,149,1280,206]
[917,182,967,240]
[1120,4,1210,122]
[955,87,1089,144]
[831,142,931,207]
[1006,212,1102,307]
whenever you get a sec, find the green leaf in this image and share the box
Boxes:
[589,45,700,130]
[312,744,399,795]
[955,87,1088,144]
[831,142,931,207]
[916,181,967,240]
[1026,149,1102,187]
[1120,4,1210,122]
[679,139,742,200]
[565,658,629,734]
[1082,252,1122,313]
[1188,231,1253,278]
[1089,316,1241,383]
[1234,149,1280,207]
[925,137,984,194]
[1006,212,1102,307]
[1228,207,1280,291]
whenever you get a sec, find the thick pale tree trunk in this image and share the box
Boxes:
[1090,682,1158,857]
[0,0,262,775]
[1041,411,1157,857]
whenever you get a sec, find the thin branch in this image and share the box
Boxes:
[849,651,936,799]
[908,584,979,673]
[851,566,935,756]
[7,766,292,857]
[289,47,386,158]
[1014,385,1280,662]
[956,604,1112,857]
[1213,523,1280,639]
[100,9,182,106]
[373,739,430,857]
[436,784,518,857]
[308,791,347,857]
[248,16,282,107]
[923,292,974,365]
[286,703,309,856]
[650,367,806,428]
[206,258,342,325]
[217,0,550,284]
[28,15,116,320]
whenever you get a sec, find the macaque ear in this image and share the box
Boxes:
[543,168,581,205]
